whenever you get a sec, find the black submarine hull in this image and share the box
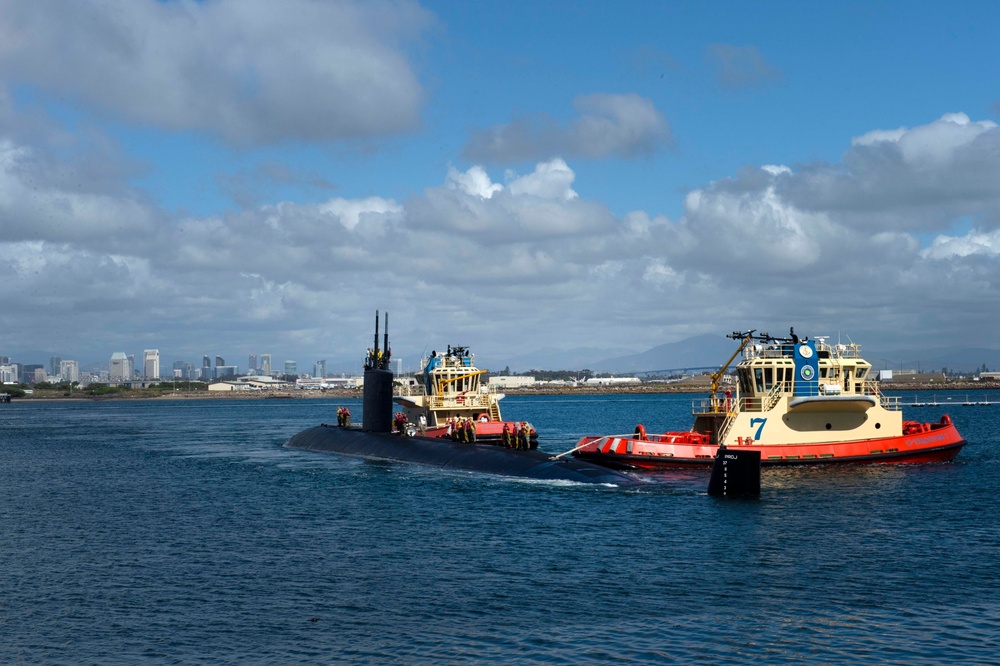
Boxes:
[285,425,642,486]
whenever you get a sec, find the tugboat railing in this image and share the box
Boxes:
[868,381,901,410]
[762,381,789,412]
[717,407,738,445]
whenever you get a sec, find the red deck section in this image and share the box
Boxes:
[574,416,965,469]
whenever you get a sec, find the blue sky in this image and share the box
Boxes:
[1,0,1000,374]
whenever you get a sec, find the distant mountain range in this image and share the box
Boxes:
[488,335,734,374]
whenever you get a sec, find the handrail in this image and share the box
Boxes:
[762,381,788,411]
[716,398,741,445]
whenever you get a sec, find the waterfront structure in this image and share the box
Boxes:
[143,350,160,380]
[209,376,290,391]
[110,352,132,382]
[488,376,537,389]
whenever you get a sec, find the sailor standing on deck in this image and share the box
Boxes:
[418,414,427,435]
[518,422,529,450]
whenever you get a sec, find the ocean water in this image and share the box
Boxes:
[1,392,998,664]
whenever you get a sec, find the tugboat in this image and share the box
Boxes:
[392,346,537,448]
[572,328,966,469]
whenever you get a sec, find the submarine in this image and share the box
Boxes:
[284,311,759,494]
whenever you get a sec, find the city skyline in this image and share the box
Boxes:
[1,346,347,382]
[2,2,1000,366]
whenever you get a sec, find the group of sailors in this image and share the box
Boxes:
[364,346,391,371]
[501,421,535,450]
[336,407,352,427]
[446,416,478,443]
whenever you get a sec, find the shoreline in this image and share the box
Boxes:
[8,381,1000,402]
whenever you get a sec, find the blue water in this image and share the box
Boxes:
[2,392,998,664]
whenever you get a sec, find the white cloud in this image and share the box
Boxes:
[3,113,1000,369]
[0,0,431,145]
[921,229,1000,259]
[670,167,832,275]
[0,139,156,247]
[318,197,403,231]
[852,112,998,168]
[781,113,1000,232]
[446,165,502,199]
[507,159,578,200]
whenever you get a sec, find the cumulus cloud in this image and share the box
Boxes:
[0,0,431,145]
[462,93,672,163]
[780,113,1000,230]
[921,229,1000,259]
[707,43,782,88]
[0,140,157,247]
[3,113,1000,369]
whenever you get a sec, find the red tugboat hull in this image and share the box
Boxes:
[574,416,966,469]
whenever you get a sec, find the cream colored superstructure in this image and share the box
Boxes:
[692,338,902,446]
[393,347,504,427]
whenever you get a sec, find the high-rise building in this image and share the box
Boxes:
[59,360,79,384]
[284,360,297,376]
[173,361,194,380]
[314,360,326,378]
[110,352,131,382]
[260,354,272,375]
[248,354,258,372]
[0,363,17,383]
[127,355,136,379]
[21,364,42,384]
[50,355,61,376]
[143,350,160,380]
[202,355,212,381]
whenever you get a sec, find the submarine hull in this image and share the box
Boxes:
[285,425,641,486]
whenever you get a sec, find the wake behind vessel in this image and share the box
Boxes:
[572,328,966,469]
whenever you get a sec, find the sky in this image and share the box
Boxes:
[2,0,1000,374]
